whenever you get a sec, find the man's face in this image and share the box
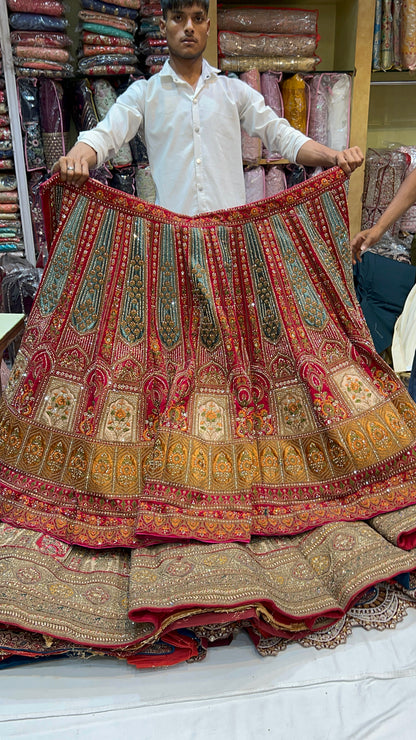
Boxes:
[160,4,210,62]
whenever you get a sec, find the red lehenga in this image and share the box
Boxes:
[0,167,416,667]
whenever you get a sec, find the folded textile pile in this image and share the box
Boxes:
[7,0,74,78]
[0,52,22,255]
[77,0,141,76]
[217,7,320,73]
[138,0,167,76]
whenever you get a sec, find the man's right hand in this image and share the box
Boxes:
[52,142,97,187]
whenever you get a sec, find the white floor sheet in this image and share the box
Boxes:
[2,608,416,739]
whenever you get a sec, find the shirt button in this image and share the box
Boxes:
[196,158,201,164]
[195,127,200,133]
[193,98,197,104]
[198,185,203,191]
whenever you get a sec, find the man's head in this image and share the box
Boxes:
[160,1,210,65]
[160,0,209,20]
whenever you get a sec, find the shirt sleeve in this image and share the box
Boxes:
[77,80,147,167]
[235,80,310,163]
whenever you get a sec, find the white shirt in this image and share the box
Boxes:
[78,59,310,216]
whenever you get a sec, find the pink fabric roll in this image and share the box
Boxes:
[244,165,265,203]
[240,69,262,164]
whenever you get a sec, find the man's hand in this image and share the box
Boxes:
[52,142,97,187]
[334,146,364,175]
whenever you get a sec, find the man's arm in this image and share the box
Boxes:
[350,167,416,264]
[296,139,364,175]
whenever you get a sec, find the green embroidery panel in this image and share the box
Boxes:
[120,216,146,344]
[270,214,328,330]
[71,208,116,334]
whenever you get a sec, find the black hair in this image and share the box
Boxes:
[160,0,209,20]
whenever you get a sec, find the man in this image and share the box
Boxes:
[54,0,363,215]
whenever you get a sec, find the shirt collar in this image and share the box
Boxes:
[159,57,220,83]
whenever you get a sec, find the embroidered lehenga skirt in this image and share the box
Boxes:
[1,167,416,666]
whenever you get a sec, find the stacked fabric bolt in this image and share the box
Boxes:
[7,0,74,78]
[77,0,141,76]
[138,0,167,75]
[0,52,22,255]
[217,6,320,73]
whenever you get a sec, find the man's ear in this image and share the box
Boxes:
[159,17,166,35]
[206,17,210,35]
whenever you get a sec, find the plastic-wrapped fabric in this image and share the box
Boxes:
[392,0,402,68]
[17,67,73,78]
[10,30,72,47]
[27,171,49,264]
[92,79,133,166]
[14,46,71,63]
[381,0,394,70]
[73,78,99,132]
[327,74,352,151]
[218,32,317,58]
[126,130,148,165]
[260,71,283,160]
[81,63,137,75]
[285,163,307,188]
[16,77,46,172]
[0,209,18,216]
[8,13,68,31]
[401,0,416,70]
[307,73,329,145]
[0,147,13,159]
[78,10,137,32]
[0,161,12,170]
[0,175,16,191]
[1,257,42,316]
[81,0,138,19]
[217,7,318,35]
[109,165,136,195]
[39,79,70,172]
[82,43,134,56]
[78,53,137,72]
[265,165,287,198]
[81,30,134,46]
[240,69,262,164]
[244,165,265,203]
[135,166,156,202]
[0,191,18,203]
[0,92,6,105]
[101,0,140,6]
[144,54,169,68]
[362,148,410,236]
[80,22,134,39]
[220,56,319,73]
[7,0,65,15]
[281,74,307,134]
[139,39,168,54]
[0,129,11,142]
[0,204,18,214]
[0,116,9,128]
[398,145,416,232]
[372,0,382,69]
[14,59,74,76]
[0,105,6,116]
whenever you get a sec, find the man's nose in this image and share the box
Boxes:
[184,17,194,32]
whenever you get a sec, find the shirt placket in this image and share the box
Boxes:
[192,80,206,212]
